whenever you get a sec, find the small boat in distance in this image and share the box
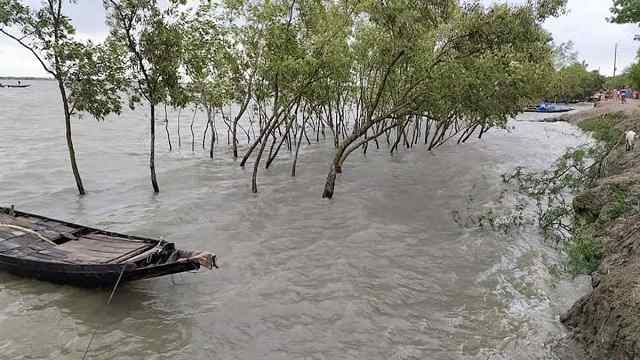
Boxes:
[523,102,574,113]
[0,206,217,287]
[3,80,31,88]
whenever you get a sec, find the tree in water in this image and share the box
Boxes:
[181,4,233,159]
[0,0,125,195]
[221,0,263,159]
[104,0,183,193]
[312,0,566,199]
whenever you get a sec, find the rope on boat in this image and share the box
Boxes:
[81,263,129,360]
[0,224,57,246]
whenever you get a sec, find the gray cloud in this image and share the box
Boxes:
[544,0,639,76]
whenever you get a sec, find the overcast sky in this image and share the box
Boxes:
[1,0,639,77]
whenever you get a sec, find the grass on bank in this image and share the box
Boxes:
[577,112,624,146]
[568,112,632,274]
[566,223,601,275]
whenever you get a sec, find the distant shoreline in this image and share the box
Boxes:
[0,76,53,81]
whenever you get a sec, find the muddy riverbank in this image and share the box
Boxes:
[558,104,640,359]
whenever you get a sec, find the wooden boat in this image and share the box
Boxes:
[5,84,31,88]
[0,206,216,287]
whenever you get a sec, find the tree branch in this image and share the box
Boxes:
[0,28,55,76]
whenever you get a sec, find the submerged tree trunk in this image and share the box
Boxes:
[202,118,210,150]
[251,130,272,193]
[232,98,251,159]
[190,105,197,152]
[177,108,182,148]
[232,122,239,158]
[58,79,85,196]
[291,117,306,177]
[150,103,160,193]
[164,104,172,151]
[322,165,337,199]
[207,106,215,159]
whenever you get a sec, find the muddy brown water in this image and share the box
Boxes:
[0,81,592,359]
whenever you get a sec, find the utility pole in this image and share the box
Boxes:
[613,43,618,77]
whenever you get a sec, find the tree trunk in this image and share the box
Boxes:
[232,98,251,159]
[58,79,85,196]
[190,106,197,152]
[291,118,306,177]
[177,108,182,148]
[241,109,281,167]
[202,117,210,149]
[232,123,238,158]
[251,130,272,193]
[150,103,160,193]
[208,106,215,159]
[322,165,337,199]
[164,104,172,151]
[266,115,296,169]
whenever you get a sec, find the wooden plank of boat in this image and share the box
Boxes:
[0,206,217,287]
[5,84,31,88]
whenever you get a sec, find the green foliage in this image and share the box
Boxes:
[503,146,606,274]
[605,186,640,220]
[4,0,573,197]
[496,115,640,274]
[608,187,628,219]
[578,113,624,146]
[503,146,601,242]
[104,0,184,108]
[552,41,579,70]
[628,61,640,89]
[566,223,601,275]
[453,141,606,275]
[0,0,29,25]
[545,58,605,102]
[181,5,233,109]
[66,40,128,120]
[610,0,640,24]
[605,71,633,89]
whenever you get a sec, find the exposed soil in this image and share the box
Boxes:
[560,100,640,359]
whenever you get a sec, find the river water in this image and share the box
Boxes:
[0,81,592,359]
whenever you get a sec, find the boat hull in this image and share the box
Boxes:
[523,108,573,113]
[0,206,215,287]
[0,253,200,287]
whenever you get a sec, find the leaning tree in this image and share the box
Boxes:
[317,0,566,198]
[207,0,566,198]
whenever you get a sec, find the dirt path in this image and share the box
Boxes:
[558,99,640,124]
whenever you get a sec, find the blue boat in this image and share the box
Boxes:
[524,102,574,113]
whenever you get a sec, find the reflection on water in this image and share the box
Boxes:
[0,81,590,359]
